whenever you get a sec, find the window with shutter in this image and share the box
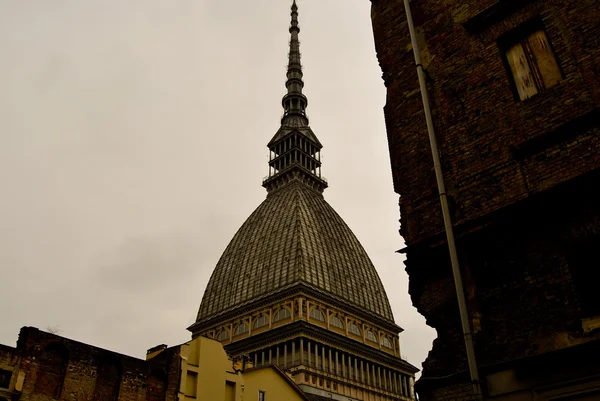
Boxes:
[501,19,563,101]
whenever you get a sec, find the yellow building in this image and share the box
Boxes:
[149,335,310,401]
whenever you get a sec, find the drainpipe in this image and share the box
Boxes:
[399,0,483,399]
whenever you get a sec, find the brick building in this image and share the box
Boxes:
[0,327,311,401]
[370,0,600,400]
[0,327,181,401]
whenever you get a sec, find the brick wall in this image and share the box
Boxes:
[7,327,181,401]
[371,0,600,399]
[371,0,600,245]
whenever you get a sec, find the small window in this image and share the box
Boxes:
[501,19,563,101]
[272,307,291,322]
[216,329,230,341]
[348,322,361,336]
[568,235,600,317]
[253,315,268,329]
[258,390,266,401]
[330,315,344,329]
[234,323,249,336]
[309,308,325,322]
[366,330,378,343]
[381,337,393,349]
[0,368,11,388]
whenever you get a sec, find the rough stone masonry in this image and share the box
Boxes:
[370,0,600,399]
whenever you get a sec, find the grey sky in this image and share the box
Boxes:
[0,0,435,371]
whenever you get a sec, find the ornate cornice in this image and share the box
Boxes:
[189,282,400,334]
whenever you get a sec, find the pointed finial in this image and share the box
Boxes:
[262,0,327,194]
[281,0,307,123]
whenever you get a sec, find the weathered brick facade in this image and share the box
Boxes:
[0,327,180,401]
[370,0,600,399]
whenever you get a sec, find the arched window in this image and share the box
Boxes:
[381,337,393,349]
[366,330,378,343]
[253,315,269,329]
[234,323,249,336]
[309,308,325,322]
[348,322,361,336]
[330,315,344,329]
[216,329,230,341]
[273,307,291,322]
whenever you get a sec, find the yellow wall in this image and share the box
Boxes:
[179,336,235,400]
[177,336,306,401]
[243,368,306,401]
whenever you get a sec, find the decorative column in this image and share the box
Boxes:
[328,348,332,374]
[360,360,364,383]
[284,342,288,368]
[372,365,377,388]
[300,338,304,365]
[307,341,311,367]
[292,341,296,366]
[348,356,353,380]
[335,351,339,375]
[277,345,280,366]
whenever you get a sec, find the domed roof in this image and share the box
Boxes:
[196,182,394,324]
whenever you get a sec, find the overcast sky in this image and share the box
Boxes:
[0,0,435,371]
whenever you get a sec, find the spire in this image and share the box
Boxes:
[262,0,328,194]
[282,0,308,124]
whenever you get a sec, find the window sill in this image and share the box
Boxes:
[582,316,600,334]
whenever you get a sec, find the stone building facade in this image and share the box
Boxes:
[0,327,181,401]
[370,0,600,400]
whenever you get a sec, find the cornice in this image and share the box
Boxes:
[189,283,401,334]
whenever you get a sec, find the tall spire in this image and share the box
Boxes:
[262,0,328,194]
[282,0,308,124]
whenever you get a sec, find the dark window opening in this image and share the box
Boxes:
[568,235,600,317]
[0,369,11,388]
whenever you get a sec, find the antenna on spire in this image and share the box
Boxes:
[282,0,307,123]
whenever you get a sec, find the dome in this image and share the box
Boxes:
[196,181,394,324]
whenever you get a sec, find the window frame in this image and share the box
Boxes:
[233,322,249,336]
[252,315,269,330]
[272,307,291,322]
[258,390,266,401]
[309,308,325,322]
[330,315,344,329]
[499,17,563,101]
[366,330,378,343]
[348,322,361,336]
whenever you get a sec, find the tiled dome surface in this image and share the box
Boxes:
[196,182,394,323]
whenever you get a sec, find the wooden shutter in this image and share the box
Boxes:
[506,43,538,100]
[528,30,563,89]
